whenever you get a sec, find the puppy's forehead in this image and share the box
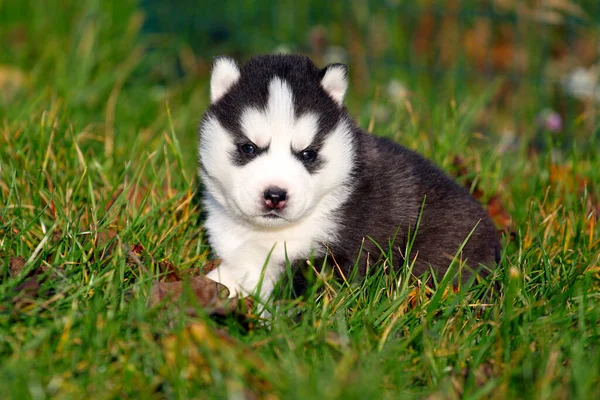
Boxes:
[240,78,319,149]
[209,56,343,148]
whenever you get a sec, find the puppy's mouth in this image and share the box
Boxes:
[262,211,284,219]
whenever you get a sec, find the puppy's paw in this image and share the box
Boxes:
[206,266,241,298]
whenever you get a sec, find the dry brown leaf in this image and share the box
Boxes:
[51,229,63,244]
[487,195,513,234]
[157,260,181,282]
[9,256,26,276]
[150,271,258,327]
[407,285,434,309]
[197,259,220,275]
[130,243,144,255]
[12,277,43,300]
[149,275,230,309]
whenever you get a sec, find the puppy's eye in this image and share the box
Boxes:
[301,149,317,162]
[240,143,256,155]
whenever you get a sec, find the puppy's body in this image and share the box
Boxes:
[198,54,500,300]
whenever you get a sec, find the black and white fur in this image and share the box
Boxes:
[198,54,500,301]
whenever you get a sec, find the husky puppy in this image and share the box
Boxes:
[198,54,500,300]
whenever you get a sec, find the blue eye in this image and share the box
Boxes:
[240,143,256,155]
[301,149,317,162]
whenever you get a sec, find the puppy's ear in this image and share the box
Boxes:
[210,57,240,103]
[320,63,348,106]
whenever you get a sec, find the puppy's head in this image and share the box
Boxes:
[198,54,356,228]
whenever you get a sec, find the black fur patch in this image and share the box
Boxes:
[290,146,321,174]
[229,142,270,167]
[325,129,501,284]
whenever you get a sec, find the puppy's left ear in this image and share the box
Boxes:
[320,64,348,106]
[210,56,241,103]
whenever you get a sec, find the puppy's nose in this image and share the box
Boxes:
[263,187,287,210]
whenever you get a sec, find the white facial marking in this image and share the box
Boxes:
[320,65,348,105]
[210,57,240,103]
[240,78,319,150]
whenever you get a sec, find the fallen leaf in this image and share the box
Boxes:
[9,256,26,276]
[407,285,434,309]
[487,195,513,234]
[51,229,63,244]
[150,272,258,328]
[157,260,181,282]
[130,243,144,255]
[198,259,220,275]
[13,277,42,298]
[149,275,230,309]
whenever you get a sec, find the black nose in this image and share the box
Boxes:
[263,187,287,210]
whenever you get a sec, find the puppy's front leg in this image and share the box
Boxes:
[205,244,283,301]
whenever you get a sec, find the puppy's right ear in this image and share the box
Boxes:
[210,57,240,103]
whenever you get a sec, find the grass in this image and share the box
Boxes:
[1,0,600,398]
